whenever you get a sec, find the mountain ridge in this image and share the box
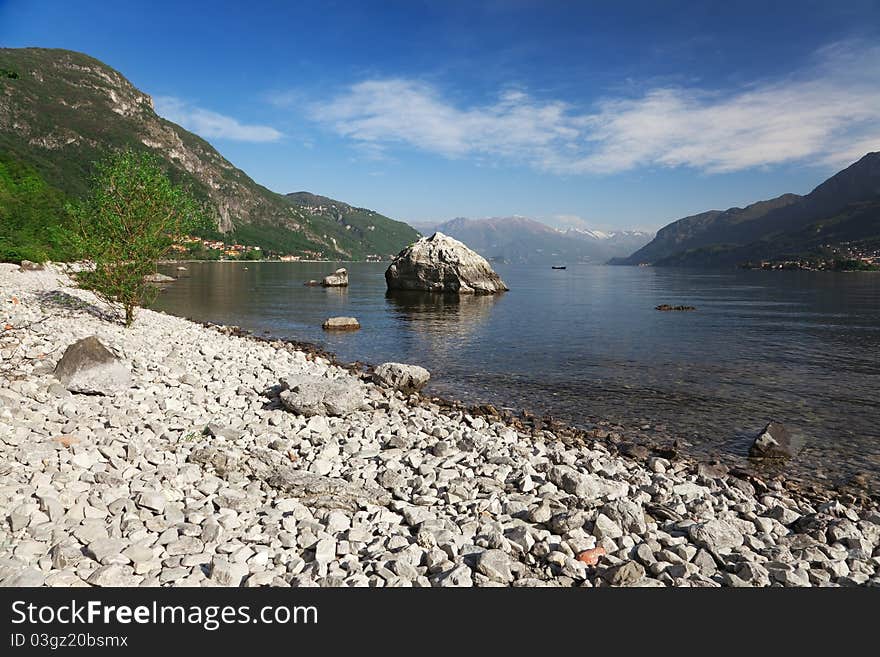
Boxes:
[0,47,419,260]
[413,216,653,264]
[613,153,880,267]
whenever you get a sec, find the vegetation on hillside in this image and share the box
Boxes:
[0,154,72,262]
[0,47,420,263]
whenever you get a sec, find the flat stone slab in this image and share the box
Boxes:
[279,374,367,416]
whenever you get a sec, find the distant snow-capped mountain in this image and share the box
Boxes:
[411,217,653,264]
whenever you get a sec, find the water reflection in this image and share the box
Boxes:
[384,290,502,358]
[385,290,499,329]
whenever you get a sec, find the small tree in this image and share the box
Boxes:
[67,148,209,326]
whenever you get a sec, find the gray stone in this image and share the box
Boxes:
[210,557,248,586]
[688,519,744,553]
[476,549,513,583]
[279,375,367,417]
[601,499,647,534]
[53,336,131,395]
[165,537,204,556]
[314,538,337,565]
[73,521,109,545]
[593,514,623,540]
[85,538,127,565]
[122,544,154,564]
[0,567,45,587]
[602,561,646,586]
[372,362,431,394]
[749,421,795,459]
[136,491,167,513]
[549,466,608,502]
[87,565,130,587]
[437,564,474,587]
[692,549,718,576]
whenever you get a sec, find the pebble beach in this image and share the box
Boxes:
[1,263,878,587]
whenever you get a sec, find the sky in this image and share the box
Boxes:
[2,0,879,231]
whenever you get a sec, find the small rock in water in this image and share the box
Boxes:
[144,273,175,283]
[321,268,349,287]
[749,421,795,459]
[655,304,696,311]
[322,317,360,331]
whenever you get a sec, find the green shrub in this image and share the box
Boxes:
[66,148,210,326]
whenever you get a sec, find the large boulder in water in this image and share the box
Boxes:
[385,232,508,294]
[53,336,131,395]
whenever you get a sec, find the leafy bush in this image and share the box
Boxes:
[66,149,210,326]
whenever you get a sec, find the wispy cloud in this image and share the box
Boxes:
[307,41,880,174]
[154,96,283,143]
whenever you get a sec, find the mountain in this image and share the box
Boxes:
[415,216,653,264]
[284,192,419,258]
[614,153,880,266]
[0,47,419,260]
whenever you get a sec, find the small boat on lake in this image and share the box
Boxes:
[551,266,567,270]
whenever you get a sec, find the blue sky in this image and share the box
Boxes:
[2,0,879,231]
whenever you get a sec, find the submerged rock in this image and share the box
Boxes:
[321,268,349,287]
[372,362,430,394]
[53,336,131,395]
[655,304,696,311]
[385,232,508,294]
[749,421,795,459]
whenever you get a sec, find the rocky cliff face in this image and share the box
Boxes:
[0,47,419,259]
[385,232,509,294]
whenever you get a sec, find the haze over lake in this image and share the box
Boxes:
[154,261,880,486]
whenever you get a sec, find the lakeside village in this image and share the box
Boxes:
[741,242,880,272]
[168,235,388,262]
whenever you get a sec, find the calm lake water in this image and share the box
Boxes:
[153,261,880,486]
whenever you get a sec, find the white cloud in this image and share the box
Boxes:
[307,41,880,175]
[154,96,282,143]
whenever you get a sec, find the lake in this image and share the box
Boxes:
[153,261,880,486]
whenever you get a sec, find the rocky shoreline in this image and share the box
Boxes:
[1,263,878,587]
